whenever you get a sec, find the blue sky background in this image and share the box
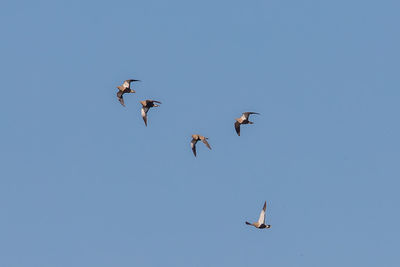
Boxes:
[1,0,400,266]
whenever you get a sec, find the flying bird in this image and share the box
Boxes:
[190,134,211,157]
[116,79,140,107]
[140,100,162,126]
[234,112,260,136]
[245,201,271,229]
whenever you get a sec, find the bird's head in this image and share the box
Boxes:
[266,225,271,229]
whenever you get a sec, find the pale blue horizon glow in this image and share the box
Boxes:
[1,0,400,266]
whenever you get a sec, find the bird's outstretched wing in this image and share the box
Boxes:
[191,139,197,157]
[123,79,140,89]
[117,91,125,107]
[141,107,148,126]
[202,138,211,150]
[234,121,241,136]
[257,201,267,225]
[243,112,260,119]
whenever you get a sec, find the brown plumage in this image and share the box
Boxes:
[190,134,212,157]
[234,112,260,136]
[140,100,162,126]
[116,79,140,107]
[245,201,271,229]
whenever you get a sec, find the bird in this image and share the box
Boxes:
[245,201,271,229]
[234,112,260,136]
[140,100,162,126]
[116,79,140,106]
[190,134,212,157]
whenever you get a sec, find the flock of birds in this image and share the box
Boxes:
[116,79,271,230]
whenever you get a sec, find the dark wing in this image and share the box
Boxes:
[191,139,197,157]
[125,79,141,83]
[243,112,260,119]
[234,121,241,136]
[117,91,125,107]
[152,100,162,104]
[141,108,148,126]
[123,79,141,89]
[202,138,212,150]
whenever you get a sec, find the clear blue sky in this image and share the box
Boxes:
[1,0,399,266]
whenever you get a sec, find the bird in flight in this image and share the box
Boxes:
[140,100,162,126]
[234,112,260,136]
[116,79,140,107]
[245,201,271,229]
[190,134,212,157]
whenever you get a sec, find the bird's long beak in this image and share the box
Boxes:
[131,90,136,93]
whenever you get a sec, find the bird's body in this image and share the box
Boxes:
[234,112,260,136]
[116,79,140,106]
[140,100,161,126]
[190,134,212,157]
[245,201,271,229]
